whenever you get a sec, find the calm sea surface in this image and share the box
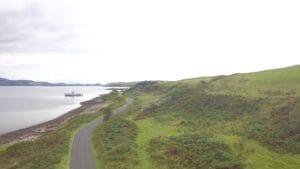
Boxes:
[0,86,111,135]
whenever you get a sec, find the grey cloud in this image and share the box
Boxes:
[0,2,83,54]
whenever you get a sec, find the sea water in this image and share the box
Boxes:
[0,86,110,135]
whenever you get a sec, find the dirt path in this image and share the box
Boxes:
[70,98,133,169]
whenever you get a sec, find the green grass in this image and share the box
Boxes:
[0,112,103,169]
[245,65,300,86]
[136,93,161,107]
[91,65,300,168]
[169,65,300,97]
[92,116,180,169]
[149,134,243,169]
[0,145,9,154]
[135,118,180,169]
[208,65,300,97]
[217,135,300,169]
[93,117,139,169]
[178,76,213,85]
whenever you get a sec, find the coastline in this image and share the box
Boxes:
[0,95,110,144]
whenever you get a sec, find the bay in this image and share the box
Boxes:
[0,86,110,135]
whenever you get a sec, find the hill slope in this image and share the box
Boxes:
[93,65,300,169]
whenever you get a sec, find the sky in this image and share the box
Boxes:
[0,0,299,83]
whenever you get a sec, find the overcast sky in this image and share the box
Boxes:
[0,0,299,83]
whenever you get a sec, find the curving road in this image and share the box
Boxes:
[70,98,133,169]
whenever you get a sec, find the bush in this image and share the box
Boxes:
[131,81,162,91]
[243,97,300,153]
[149,134,243,169]
[103,108,112,121]
[160,89,262,121]
[93,118,139,168]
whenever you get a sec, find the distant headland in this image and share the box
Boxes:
[0,77,102,86]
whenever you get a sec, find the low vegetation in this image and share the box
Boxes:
[0,113,103,169]
[93,65,300,169]
[149,134,242,169]
[135,118,180,169]
[93,117,139,169]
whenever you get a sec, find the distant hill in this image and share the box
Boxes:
[105,81,139,87]
[178,64,300,96]
[0,77,102,86]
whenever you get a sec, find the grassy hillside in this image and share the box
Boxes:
[93,65,300,169]
[179,65,300,97]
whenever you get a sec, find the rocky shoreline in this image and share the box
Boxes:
[0,96,110,144]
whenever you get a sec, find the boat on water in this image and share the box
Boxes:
[64,91,83,97]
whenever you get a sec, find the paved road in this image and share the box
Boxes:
[70,98,133,169]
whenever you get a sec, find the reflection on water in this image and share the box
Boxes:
[0,86,110,135]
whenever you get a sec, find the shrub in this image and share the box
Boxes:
[103,108,112,121]
[149,134,243,169]
[93,118,139,168]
